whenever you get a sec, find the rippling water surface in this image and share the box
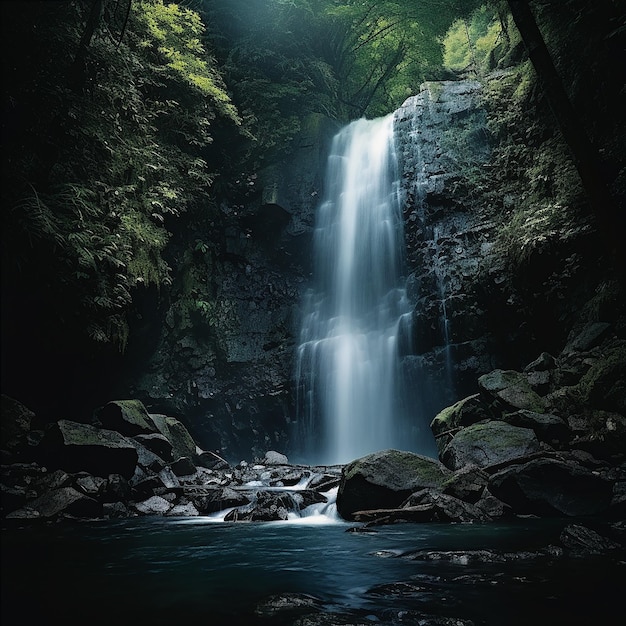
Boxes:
[2,518,622,625]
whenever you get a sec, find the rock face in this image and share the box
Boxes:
[393,81,496,426]
[119,114,338,462]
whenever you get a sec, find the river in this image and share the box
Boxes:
[2,517,622,625]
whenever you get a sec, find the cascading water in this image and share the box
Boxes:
[295,114,416,465]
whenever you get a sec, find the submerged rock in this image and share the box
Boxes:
[559,524,621,555]
[291,614,375,626]
[254,592,323,619]
[337,449,451,520]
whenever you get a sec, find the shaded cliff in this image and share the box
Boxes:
[119,114,338,460]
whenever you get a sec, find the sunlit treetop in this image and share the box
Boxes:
[138,0,241,124]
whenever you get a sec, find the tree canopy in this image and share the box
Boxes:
[1,0,511,364]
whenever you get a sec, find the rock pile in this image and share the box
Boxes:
[1,397,340,522]
[337,321,625,525]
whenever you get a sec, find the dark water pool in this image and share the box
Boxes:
[1,517,623,625]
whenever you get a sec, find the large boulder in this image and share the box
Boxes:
[499,409,568,445]
[478,369,547,413]
[336,449,451,521]
[133,495,173,515]
[9,487,101,520]
[149,414,197,460]
[441,421,540,471]
[41,420,138,479]
[488,457,614,516]
[430,394,493,455]
[95,400,157,436]
[264,450,289,465]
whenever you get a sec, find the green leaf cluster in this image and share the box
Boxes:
[480,63,587,268]
[443,5,505,75]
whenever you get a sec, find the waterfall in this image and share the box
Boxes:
[295,114,415,465]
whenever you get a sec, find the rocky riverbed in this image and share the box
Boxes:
[2,314,625,527]
[2,316,626,626]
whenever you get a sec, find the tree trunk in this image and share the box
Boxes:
[507,0,622,272]
[70,0,105,89]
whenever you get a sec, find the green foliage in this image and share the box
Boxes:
[137,0,240,124]
[1,0,239,351]
[444,6,502,74]
[479,63,589,268]
[320,0,474,118]
[202,0,482,161]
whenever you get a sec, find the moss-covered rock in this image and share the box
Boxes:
[95,400,157,437]
[430,394,493,455]
[336,449,451,521]
[149,414,197,461]
[41,420,138,479]
[479,369,547,413]
[441,421,540,471]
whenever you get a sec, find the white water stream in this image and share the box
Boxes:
[295,115,414,465]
